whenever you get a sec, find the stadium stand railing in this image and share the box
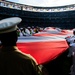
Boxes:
[0,0,75,12]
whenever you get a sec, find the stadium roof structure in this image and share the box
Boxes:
[0,0,75,12]
[6,0,75,7]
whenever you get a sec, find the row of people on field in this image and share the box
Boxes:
[17,26,44,36]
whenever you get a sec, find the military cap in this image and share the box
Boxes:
[0,17,22,34]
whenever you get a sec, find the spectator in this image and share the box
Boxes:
[0,17,42,75]
[66,29,75,75]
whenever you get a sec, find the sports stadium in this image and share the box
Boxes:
[0,0,75,75]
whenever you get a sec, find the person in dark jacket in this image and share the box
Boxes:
[0,17,42,75]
